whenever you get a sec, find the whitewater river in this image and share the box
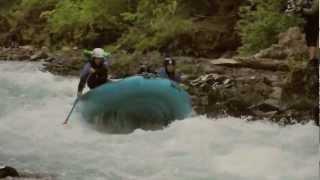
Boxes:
[0,61,318,180]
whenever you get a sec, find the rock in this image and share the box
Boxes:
[223,98,253,117]
[280,58,319,123]
[209,57,289,71]
[41,49,84,76]
[253,110,278,118]
[61,46,71,52]
[41,46,50,54]
[190,73,230,89]
[30,51,48,61]
[282,67,313,103]
[250,99,281,112]
[210,58,241,66]
[263,74,283,86]
[223,79,232,85]
[253,27,308,60]
[269,87,282,100]
[278,27,308,58]
[220,51,236,58]
[236,57,289,71]
[254,44,288,59]
[181,74,190,82]
[0,166,19,178]
[18,55,31,61]
[189,59,287,119]
[20,45,34,52]
[203,64,227,74]
[44,57,55,62]
[200,96,209,105]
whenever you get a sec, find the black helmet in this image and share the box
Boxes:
[164,57,176,66]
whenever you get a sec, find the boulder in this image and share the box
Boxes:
[254,27,308,60]
[209,57,289,71]
[281,59,319,123]
[0,166,19,178]
[253,110,278,119]
[20,45,35,52]
[210,58,241,66]
[249,99,281,112]
[30,50,48,61]
[269,87,282,100]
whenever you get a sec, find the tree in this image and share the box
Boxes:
[237,0,303,55]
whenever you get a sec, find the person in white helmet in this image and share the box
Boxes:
[77,48,111,97]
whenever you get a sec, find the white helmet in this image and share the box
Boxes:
[92,48,105,58]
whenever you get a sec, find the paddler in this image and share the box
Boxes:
[158,57,181,83]
[77,48,111,97]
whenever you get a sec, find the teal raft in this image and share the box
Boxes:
[78,74,192,133]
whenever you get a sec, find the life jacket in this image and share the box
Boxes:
[89,60,108,78]
[158,68,181,83]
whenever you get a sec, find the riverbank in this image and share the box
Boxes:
[0,27,318,125]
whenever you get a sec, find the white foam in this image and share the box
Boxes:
[0,62,318,180]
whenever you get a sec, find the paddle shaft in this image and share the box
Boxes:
[63,70,111,125]
[63,73,95,125]
[63,98,79,124]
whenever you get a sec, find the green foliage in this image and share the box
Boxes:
[237,0,303,55]
[0,0,21,14]
[13,0,58,18]
[3,0,231,57]
[3,0,280,59]
[110,51,142,77]
[48,0,129,46]
[19,0,57,8]
[49,0,128,32]
[118,0,192,52]
[2,0,59,45]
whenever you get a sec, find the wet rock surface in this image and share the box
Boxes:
[0,166,56,180]
[185,27,318,124]
[0,166,19,178]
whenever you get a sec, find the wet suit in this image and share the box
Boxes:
[78,60,110,93]
[158,68,181,83]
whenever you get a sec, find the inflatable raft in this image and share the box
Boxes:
[78,74,192,133]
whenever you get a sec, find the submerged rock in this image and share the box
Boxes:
[0,166,19,178]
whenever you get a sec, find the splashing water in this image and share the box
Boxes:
[0,61,318,180]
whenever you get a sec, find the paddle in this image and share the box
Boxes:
[62,68,109,125]
[63,97,80,125]
[63,72,93,125]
